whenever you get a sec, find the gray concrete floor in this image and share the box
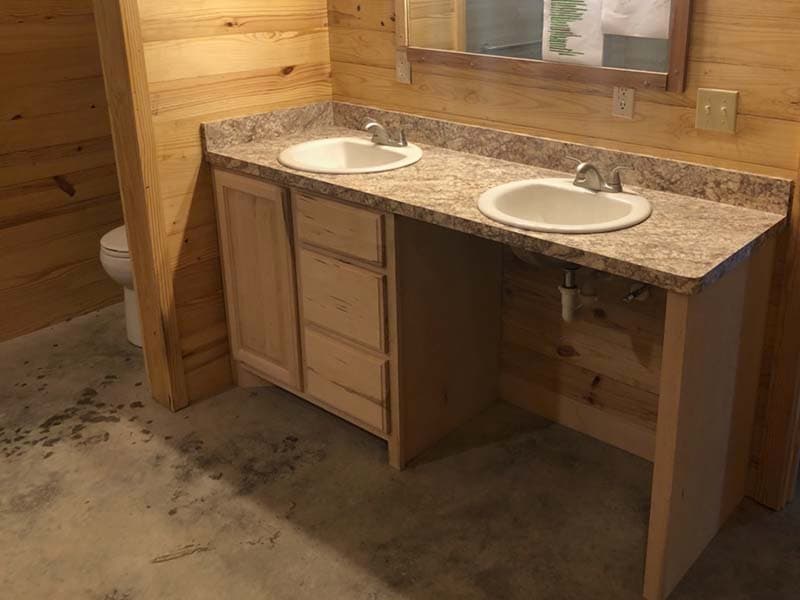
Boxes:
[1,305,798,600]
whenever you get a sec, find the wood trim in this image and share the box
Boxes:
[406,47,668,90]
[666,0,693,93]
[399,1,692,92]
[395,0,409,47]
[92,0,188,410]
[453,0,466,53]
[385,214,403,467]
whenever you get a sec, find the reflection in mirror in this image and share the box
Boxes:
[408,0,672,73]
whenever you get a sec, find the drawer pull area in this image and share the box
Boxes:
[295,193,385,265]
[304,327,389,432]
[298,249,387,352]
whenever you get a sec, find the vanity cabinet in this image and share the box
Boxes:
[213,170,302,390]
[293,193,393,434]
[212,168,503,469]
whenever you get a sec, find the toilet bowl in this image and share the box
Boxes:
[100,226,143,347]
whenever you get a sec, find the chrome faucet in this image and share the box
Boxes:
[572,161,629,193]
[364,120,408,147]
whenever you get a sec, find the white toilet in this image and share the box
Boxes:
[100,225,143,347]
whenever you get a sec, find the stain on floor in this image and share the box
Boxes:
[1,304,799,599]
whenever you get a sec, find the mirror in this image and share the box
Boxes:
[402,0,689,91]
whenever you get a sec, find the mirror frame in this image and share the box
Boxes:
[396,0,691,92]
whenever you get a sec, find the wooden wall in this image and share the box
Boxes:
[0,0,123,342]
[135,0,332,402]
[330,0,800,506]
[330,0,799,178]
[501,252,666,461]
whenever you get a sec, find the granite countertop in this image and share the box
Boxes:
[204,124,786,295]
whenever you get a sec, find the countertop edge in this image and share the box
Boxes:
[204,151,786,296]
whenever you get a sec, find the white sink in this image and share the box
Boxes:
[278,137,423,174]
[478,178,652,234]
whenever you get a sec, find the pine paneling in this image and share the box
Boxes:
[501,252,665,460]
[330,0,800,506]
[0,1,122,342]
[330,0,800,176]
[136,0,332,402]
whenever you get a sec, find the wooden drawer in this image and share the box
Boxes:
[304,327,389,432]
[294,192,385,265]
[299,248,387,352]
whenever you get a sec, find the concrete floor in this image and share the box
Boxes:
[1,305,798,600]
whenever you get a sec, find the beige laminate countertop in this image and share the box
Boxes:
[204,125,785,295]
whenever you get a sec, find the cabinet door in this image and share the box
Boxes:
[214,170,301,389]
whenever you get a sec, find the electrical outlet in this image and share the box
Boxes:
[696,89,738,134]
[612,87,635,119]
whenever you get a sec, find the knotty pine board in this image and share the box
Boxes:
[0,0,123,341]
[137,0,332,401]
[500,251,665,460]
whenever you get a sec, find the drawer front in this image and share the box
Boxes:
[299,249,387,352]
[294,192,385,265]
[304,327,389,432]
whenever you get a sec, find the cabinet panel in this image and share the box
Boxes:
[298,248,387,352]
[304,327,389,432]
[305,327,388,403]
[214,170,301,389]
[294,192,385,265]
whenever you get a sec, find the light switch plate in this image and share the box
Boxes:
[696,88,739,134]
[612,87,635,119]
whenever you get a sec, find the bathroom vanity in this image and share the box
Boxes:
[204,104,787,600]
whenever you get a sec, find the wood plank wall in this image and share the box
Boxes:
[0,0,123,341]
[135,0,332,402]
[330,0,799,177]
[330,0,800,507]
[502,252,666,461]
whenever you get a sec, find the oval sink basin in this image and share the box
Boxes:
[478,178,652,234]
[278,137,423,174]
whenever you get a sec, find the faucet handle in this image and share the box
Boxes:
[607,166,632,192]
[565,155,583,167]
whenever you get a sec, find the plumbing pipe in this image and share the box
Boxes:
[560,266,582,322]
[623,283,651,304]
[559,285,582,322]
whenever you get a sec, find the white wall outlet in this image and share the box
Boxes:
[696,88,739,134]
[612,87,635,119]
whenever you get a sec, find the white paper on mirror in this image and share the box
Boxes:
[543,0,604,66]
[602,0,672,40]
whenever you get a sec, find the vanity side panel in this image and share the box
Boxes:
[393,216,503,467]
[644,239,775,600]
[500,250,665,461]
